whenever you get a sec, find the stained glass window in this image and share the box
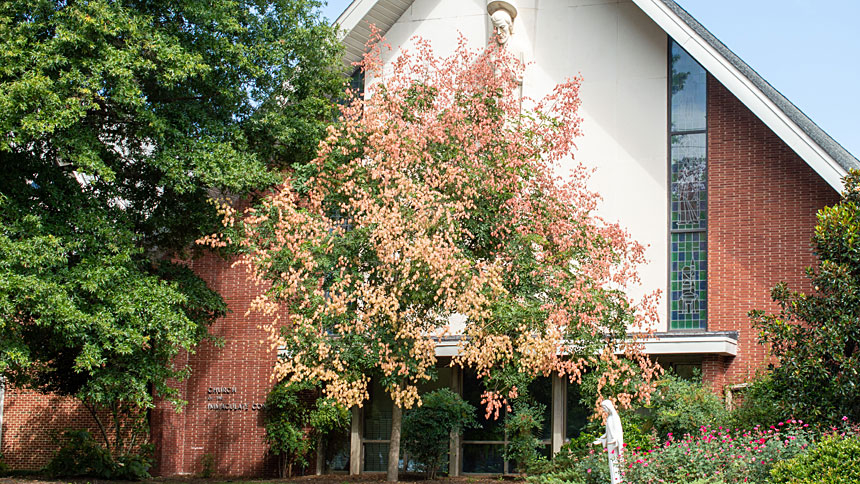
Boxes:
[669,40,707,330]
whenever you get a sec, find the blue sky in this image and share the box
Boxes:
[320,0,859,159]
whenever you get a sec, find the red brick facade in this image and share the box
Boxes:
[150,253,281,477]
[704,74,839,390]
[0,390,109,469]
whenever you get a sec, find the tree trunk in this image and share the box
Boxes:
[387,403,402,482]
[316,434,324,475]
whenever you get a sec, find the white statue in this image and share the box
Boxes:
[593,399,624,484]
[486,0,524,107]
[487,0,517,47]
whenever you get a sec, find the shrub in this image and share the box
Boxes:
[264,380,350,478]
[505,399,549,474]
[402,388,476,478]
[725,373,785,430]
[528,447,610,484]
[770,432,860,484]
[265,380,316,477]
[623,421,811,483]
[0,451,8,474]
[44,429,151,480]
[645,371,728,440]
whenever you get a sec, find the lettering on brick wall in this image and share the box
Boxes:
[204,386,266,411]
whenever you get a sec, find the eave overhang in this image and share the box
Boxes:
[632,0,859,192]
[432,331,738,358]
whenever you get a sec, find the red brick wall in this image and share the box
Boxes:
[0,389,129,470]
[706,74,840,389]
[0,252,283,476]
[151,253,283,477]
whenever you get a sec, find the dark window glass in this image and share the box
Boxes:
[670,42,706,132]
[462,370,505,441]
[324,429,351,471]
[565,381,590,439]
[527,377,553,441]
[363,443,389,472]
[462,444,504,473]
[364,379,392,440]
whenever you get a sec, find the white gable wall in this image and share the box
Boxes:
[379,0,670,331]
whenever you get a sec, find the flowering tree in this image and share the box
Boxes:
[202,34,660,480]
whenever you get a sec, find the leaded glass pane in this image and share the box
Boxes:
[670,232,707,330]
[670,133,707,231]
[671,42,706,132]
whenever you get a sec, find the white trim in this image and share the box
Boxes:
[434,334,737,357]
[633,334,738,356]
[335,0,377,32]
[632,0,847,192]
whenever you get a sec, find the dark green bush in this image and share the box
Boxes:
[770,433,860,484]
[402,388,476,478]
[0,451,8,474]
[265,380,316,477]
[264,380,350,478]
[44,430,151,480]
[645,371,727,439]
[528,448,609,484]
[724,372,785,430]
[505,399,548,474]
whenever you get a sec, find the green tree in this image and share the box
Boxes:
[752,169,860,424]
[402,388,476,478]
[0,0,344,458]
[209,34,660,482]
[265,380,350,477]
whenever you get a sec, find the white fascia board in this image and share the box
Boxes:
[632,0,847,192]
[631,334,738,356]
[433,334,737,357]
[335,0,377,32]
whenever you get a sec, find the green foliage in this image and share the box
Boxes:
[402,388,477,478]
[308,396,351,437]
[265,380,315,477]
[505,399,548,474]
[770,433,860,484]
[751,169,860,424]
[197,453,216,478]
[264,380,350,477]
[528,448,609,484]
[0,0,344,460]
[645,371,728,439]
[45,430,151,480]
[624,423,811,484]
[725,373,785,431]
[0,452,8,474]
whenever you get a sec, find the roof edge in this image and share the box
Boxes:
[632,0,859,192]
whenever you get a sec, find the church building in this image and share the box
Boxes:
[1,0,857,477]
